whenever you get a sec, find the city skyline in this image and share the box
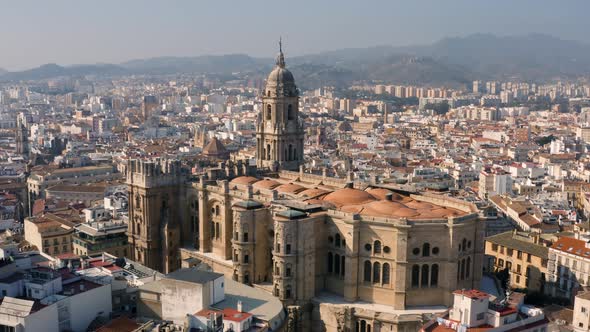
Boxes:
[1,0,589,70]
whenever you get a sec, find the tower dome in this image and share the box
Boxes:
[265,39,297,97]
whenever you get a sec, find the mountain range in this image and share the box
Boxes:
[1,33,589,88]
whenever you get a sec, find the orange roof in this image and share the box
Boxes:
[551,237,590,258]
[275,183,305,194]
[230,176,260,186]
[453,289,489,300]
[252,179,280,190]
[322,188,376,207]
[195,308,252,323]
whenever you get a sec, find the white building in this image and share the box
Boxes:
[420,289,548,332]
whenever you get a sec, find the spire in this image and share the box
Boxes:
[276,37,285,68]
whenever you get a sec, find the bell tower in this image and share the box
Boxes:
[256,40,304,171]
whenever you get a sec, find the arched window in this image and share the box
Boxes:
[341,256,345,276]
[411,265,420,287]
[364,261,372,282]
[288,104,293,120]
[373,262,381,283]
[215,222,220,239]
[267,90,271,97]
[457,261,461,281]
[421,264,429,287]
[328,252,333,273]
[266,104,272,120]
[294,148,297,160]
[374,240,382,254]
[462,238,467,252]
[466,257,471,278]
[431,264,439,287]
[266,144,271,160]
[382,263,390,285]
[360,320,367,332]
[285,285,292,299]
[460,259,466,280]
[422,243,430,257]
[288,144,293,161]
[215,205,220,216]
[335,234,341,248]
[334,254,341,275]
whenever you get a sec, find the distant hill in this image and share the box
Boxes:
[121,54,270,75]
[1,34,589,86]
[0,63,127,81]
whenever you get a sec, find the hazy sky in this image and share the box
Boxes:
[1,0,588,70]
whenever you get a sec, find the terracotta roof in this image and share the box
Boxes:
[203,137,229,157]
[275,183,305,194]
[230,176,259,186]
[551,237,590,258]
[322,188,376,207]
[252,179,280,190]
[195,307,253,323]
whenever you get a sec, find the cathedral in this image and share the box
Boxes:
[126,45,485,331]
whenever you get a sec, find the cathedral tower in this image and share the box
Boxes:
[127,159,183,273]
[256,41,304,171]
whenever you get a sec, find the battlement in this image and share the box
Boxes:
[127,158,184,188]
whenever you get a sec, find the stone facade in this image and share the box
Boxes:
[126,47,486,331]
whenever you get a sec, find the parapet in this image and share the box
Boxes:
[127,158,184,188]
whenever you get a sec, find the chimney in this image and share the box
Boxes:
[237,300,243,312]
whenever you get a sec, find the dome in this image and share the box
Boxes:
[322,188,376,207]
[365,188,405,201]
[275,183,305,194]
[252,179,281,190]
[264,42,298,97]
[230,176,260,186]
[361,200,420,218]
[298,188,329,199]
[267,66,295,86]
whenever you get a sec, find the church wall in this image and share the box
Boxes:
[405,216,483,307]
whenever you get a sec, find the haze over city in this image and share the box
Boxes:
[1,0,589,70]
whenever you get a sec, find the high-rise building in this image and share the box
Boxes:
[141,95,158,120]
[473,80,481,93]
[256,42,304,171]
[15,113,29,157]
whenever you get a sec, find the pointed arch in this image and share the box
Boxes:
[373,262,381,283]
[382,263,390,285]
[364,260,372,282]
[411,265,420,287]
[431,264,439,287]
[374,240,382,254]
[421,264,429,287]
